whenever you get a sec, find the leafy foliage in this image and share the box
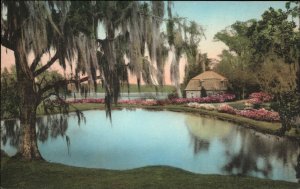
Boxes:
[1,67,19,118]
[215,5,299,132]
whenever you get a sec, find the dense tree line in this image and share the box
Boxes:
[214,2,300,134]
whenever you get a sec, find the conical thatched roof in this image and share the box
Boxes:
[191,71,227,81]
[185,71,228,91]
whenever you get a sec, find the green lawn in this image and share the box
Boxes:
[1,156,299,189]
[95,84,176,93]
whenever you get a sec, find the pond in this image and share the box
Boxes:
[1,109,299,183]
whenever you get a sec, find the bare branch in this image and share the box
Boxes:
[30,49,48,72]
[39,75,102,95]
[34,52,59,77]
[1,36,14,51]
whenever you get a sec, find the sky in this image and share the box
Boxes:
[1,1,288,84]
[172,1,287,59]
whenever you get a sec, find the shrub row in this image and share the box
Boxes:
[217,104,280,122]
[66,93,236,105]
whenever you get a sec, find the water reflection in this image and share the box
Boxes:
[1,115,70,151]
[296,153,300,183]
[185,114,300,182]
[1,110,299,183]
[1,119,21,148]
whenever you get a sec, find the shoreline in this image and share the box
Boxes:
[2,103,299,141]
[2,103,300,188]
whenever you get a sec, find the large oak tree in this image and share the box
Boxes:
[1,1,168,160]
[1,1,206,160]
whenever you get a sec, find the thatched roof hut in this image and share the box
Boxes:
[185,71,228,98]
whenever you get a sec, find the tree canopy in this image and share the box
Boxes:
[214,4,300,133]
[1,1,207,160]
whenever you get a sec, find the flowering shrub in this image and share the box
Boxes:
[66,98,105,104]
[248,92,273,105]
[187,103,216,111]
[66,93,236,105]
[187,102,199,108]
[119,99,157,106]
[236,108,280,122]
[216,104,280,122]
[217,104,236,115]
[171,93,236,104]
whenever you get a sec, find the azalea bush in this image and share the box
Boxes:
[170,93,236,104]
[216,104,280,122]
[119,99,158,106]
[237,108,280,122]
[248,92,273,105]
[187,103,216,111]
[66,93,236,105]
[66,98,105,104]
[217,104,237,114]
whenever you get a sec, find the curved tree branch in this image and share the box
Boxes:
[30,49,48,72]
[1,36,14,51]
[34,52,59,77]
[39,75,102,96]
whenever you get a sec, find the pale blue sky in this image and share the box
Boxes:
[171,1,287,59]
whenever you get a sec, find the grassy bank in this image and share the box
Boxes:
[1,156,299,189]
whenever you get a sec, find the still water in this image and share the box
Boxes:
[1,109,299,182]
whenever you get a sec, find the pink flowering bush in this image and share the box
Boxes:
[187,103,216,111]
[119,99,158,106]
[66,98,105,104]
[236,108,280,122]
[217,104,236,115]
[66,93,236,105]
[170,93,236,104]
[216,104,280,122]
[248,92,273,105]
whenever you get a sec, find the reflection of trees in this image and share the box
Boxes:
[222,127,300,180]
[185,115,232,155]
[296,151,300,183]
[1,115,70,150]
[191,136,210,154]
[223,141,272,177]
[1,120,21,148]
[185,114,300,181]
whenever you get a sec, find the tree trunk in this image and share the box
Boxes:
[242,87,245,99]
[14,39,43,160]
[18,81,42,160]
[296,61,300,93]
[19,98,42,160]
